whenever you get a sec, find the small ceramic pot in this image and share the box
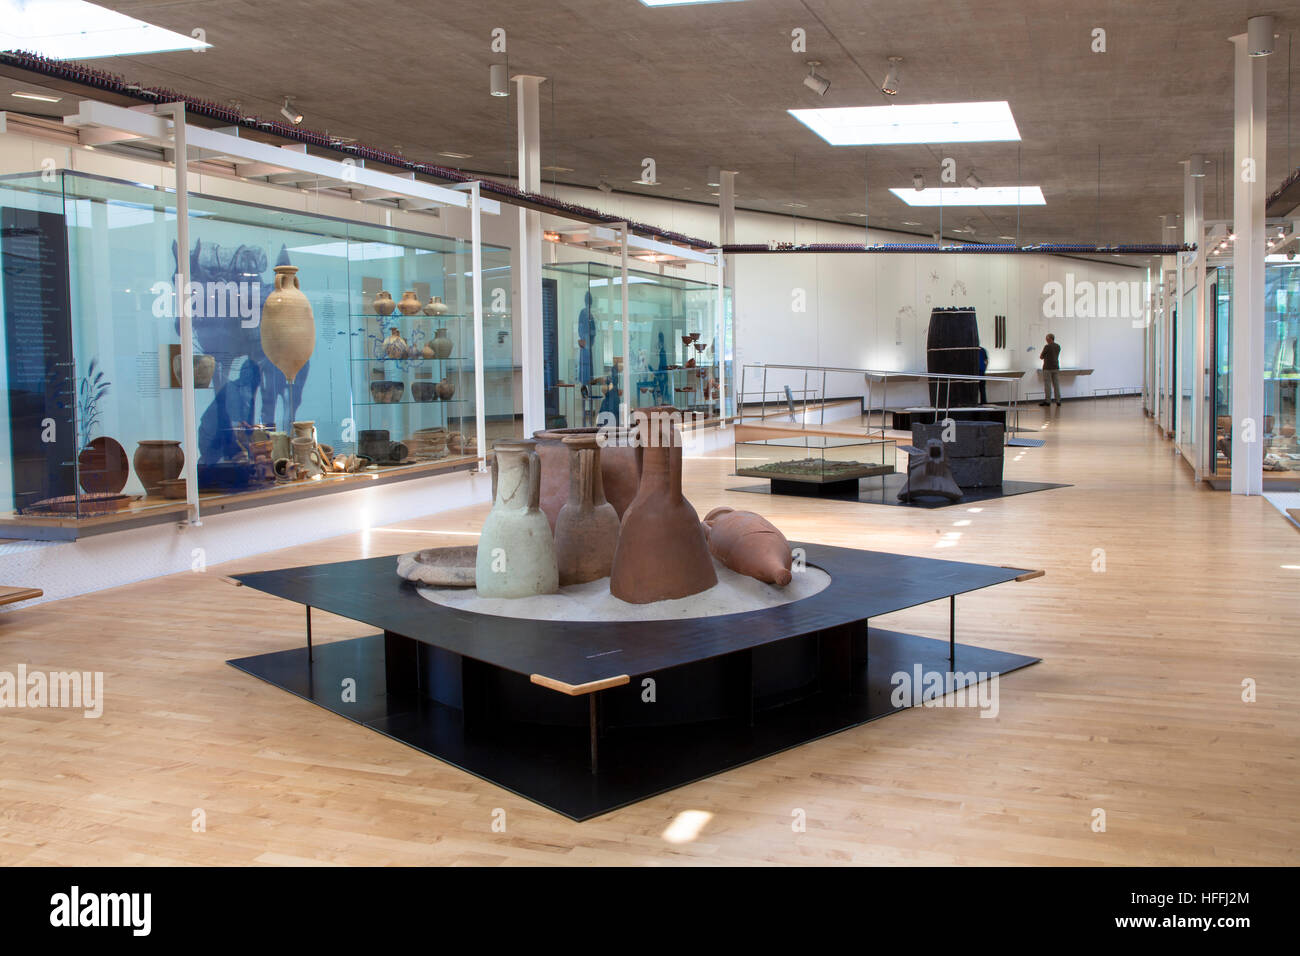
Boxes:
[389,442,409,463]
[411,382,437,403]
[160,478,187,500]
[430,327,453,359]
[370,380,404,404]
[273,457,297,480]
[435,378,456,401]
[383,328,409,359]
[358,429,390,461]
[422,295,449,316]
[397,290,422,315]
[134,439,184,496]
[292,421,315,442]
[371,290,396,316]
[172,353,216,388]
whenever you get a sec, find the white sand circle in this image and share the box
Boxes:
[416,558,831,623]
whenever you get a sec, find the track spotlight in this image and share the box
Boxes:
[1188,153,1207,177]
[913,172,925,191]
[490,63,510,97]
[881,57,902,96]
[1247,16,1274,57]
[964,170,983,189]
[803,61,830,97]
[280,97,302,125]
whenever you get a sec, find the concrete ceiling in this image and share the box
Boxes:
[5,0,1299,244]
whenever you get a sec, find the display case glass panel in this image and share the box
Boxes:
[0,170,512,531]
[735,434,897,484]
[541,260,732,428]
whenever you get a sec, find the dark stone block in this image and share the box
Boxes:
[950,456,1004,488]
[913,421,1004,460]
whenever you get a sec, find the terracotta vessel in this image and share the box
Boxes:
[292,420,315,442]
[422,295,449,316]
[475,439,558,598]
[383,327,408,358]
[291,436,318,477]
[435,377,456,401]
[421,335,437,359]
[532,426,639,532]
[172,353,216,388]
[77,436,129,495]
[411,381,436,402]
[430,327,453,359]
[609,406,717,603]
[701,507,793,586]
[370,380,404,403]
[554,434,621,585]
[397,290,422,315]
[134,439,183,496]
[260,265,315,383]
[358,429,390,461]
[371,290,396,316]
[160,477,187,500]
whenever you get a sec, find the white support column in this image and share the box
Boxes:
[713,250,726,424]
[718,170,737,419]
[1230,32,1267,496]
[469,182,487,470]
[1184,159,1207,478]
[160,103,200,526]
[513,74,547,435]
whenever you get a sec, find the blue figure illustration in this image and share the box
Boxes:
[653,331,670,404]
[577,289,596,387]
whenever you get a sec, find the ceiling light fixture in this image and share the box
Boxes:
[597,179,614,193]
[11,90,63,103]
[542,164,574,173]
[490,63,510,97]
[889,185,1046,206]
[803,60,830,97]
[280,97,303,125]
[913,172,925,191]
[880,57,903,96]
[639,0,747,5]
[964,170,983,189]
[790,101,1021,146]
[1247,15,1275,56]
[902,220,923,226]
[1,0,212,58]
[1189,153,1207,177]
[439,151,473,160]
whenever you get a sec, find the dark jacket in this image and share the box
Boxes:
[1040,342,1061,371]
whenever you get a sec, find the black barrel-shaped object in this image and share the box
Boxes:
[926,307,981,407]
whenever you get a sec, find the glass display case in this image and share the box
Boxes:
[735,434,896,492]
[0,170,513,534]
[541,260,732,428]
[1206,260,1300,480]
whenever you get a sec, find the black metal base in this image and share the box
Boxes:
[731,475,1069,509]
[229,627,1037,821]
[770,476,865,497]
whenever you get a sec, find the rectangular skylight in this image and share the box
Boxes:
[790,101,1021,145]
[889,186,1046,207]
[0,0,211,59]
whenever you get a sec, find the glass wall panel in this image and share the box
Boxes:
[542,260,731,428]
[0,170,511,532]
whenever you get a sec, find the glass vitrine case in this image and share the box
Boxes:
[735,435,897,485]
[541,260,732,428]
[0,170,514,534]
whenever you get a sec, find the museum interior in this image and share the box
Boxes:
[0,0,1296,870]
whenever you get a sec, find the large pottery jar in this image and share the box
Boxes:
[171,353,216,388]
[532,426,639,532]
[134,439,183,496]
[475,439,558,598]
[397,290,422,315]
[260,265,315,384]
[431,326,454,359]
[702,506,793,586]
[554,434,621,585]
[609,407,717,603]
[422,295,449,316]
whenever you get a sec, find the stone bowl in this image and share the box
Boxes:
[396,546,478,587]
[370,380,404,404]
[411,381,437,403]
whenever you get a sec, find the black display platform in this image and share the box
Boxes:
[228,543,1043,820]
[730,475,1070,509]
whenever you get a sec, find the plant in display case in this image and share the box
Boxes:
[76,358,109,450]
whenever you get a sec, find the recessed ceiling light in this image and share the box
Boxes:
[784,202,808,208]
[542,164,574,172]
[998,234,1018,241]
[11,90,63,103]
[889,186,1045,207]
[902,220,922,226]
[845,212,868,218]
[439,151,473,159]
[789,101,1022,146]
[2,0,212,58]
[639,0,746,5]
